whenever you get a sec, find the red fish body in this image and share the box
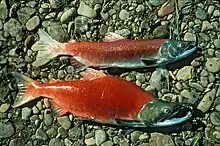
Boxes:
[13,68,156,125]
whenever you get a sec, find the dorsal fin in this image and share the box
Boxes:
[82,68,106,81]
[103,32,127,42]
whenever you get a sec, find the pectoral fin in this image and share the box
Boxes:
[115,119,147,128]
[141,57,168,67]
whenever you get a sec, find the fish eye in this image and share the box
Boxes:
[163,108,170,114]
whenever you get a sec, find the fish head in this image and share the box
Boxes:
[158,40,196,61]
[138,100,193,127]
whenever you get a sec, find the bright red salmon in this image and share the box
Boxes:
[13,68,156,125]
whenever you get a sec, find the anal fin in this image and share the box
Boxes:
[82,68,106,81]
[49,99,68,116]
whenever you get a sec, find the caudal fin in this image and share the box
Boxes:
[12,72,40,108]
[31,29,65,67]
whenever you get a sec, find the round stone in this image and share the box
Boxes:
[205,58,220,73]
[26,16,40,31]
[210,112,220,126]
[0,122,14,138]
[57,116,71,130]
[22,107,32,120]
[60,8,76,23]
[214,39,220,49]
[95,130,107,146]
[184,32,196,42]
[195,6,207,20]
[49,138,64,146]
[0,103,10,113]
[119,10,129,20]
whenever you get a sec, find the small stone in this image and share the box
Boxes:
[44,109,53,126]
[216,104,220,112]
[68,127,82,139]
[115,29,131,37]
[77,1,97,18]
[149,70,163,90]
[214,39,220,49]
[119,10,129,20]
[131,131,141,142]
[189,82,204,91]
[208,5,215,15]
[32,106,39,114]
[99,24,108,35]
[26,16,40,31]
[153,25,169,38]
[205,58,220,73]
[149,0,166,6]
[85,137,96,146]
[49,0,65,8]
[64,138,73,146]
[49,138,64,146]
[149,132,175,146]
[210,112,220,126]
[136,5,145,12]
[0,103,10,113]
[119,140,129,146]
[24,35,34,49]
[176,66,193,81]
[47,23,68,42]
[22,107,32,120]
[201,21,214,32]
[57,116,71,130]
[196,6,207,20]
[213,131,220,140]
[74,16,89,33]
[35,128,48,140]
[4,18,23,37]
[197,89,216,113]
[213,10,220,17]
[199,33,210,42]
[101,141,113,146]
[17,7,35,24]
[46,127,57,138]
[136,73,146,84]
[36,101,43,110]
[139,133,149,140]
[58,70,65,79]
[61,8,76,23]
[9,138,24,146]
[0,0,8,19]
[0,122,14,138]
[95,130,107,146]
[184,32,196,42]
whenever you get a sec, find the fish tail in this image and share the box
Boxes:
[12,72,41,108]
[31,29,65,67]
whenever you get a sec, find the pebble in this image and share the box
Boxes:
[197,88,216,113]
[0,103,10,113]
[95,130,107,146]
[4,18,23,37]
[205,58,220,73]
[49,138,64,146]
[199,33,210,42]
[149,0,166,6]
[195,6,207,20]
[68,127,82,139]
[26,16,40,31]
[189,82,204,91]
[131,131,141,142]
[149,70,163,90]
[46,127,57,138]
[214,39,220,49]
[57,116,71,130]
[85,137,96,146]
[176,66,193,81]
[74,16,89,33]
[149,133,175,146]
[77,1,97,18]
[115,29,131,37]
[119,10,129,20]
[49,0,64,8]
[136,73,146,84]
[47,23,68,42]
[22,107,32,120]
[101,141,113,146]
[201,21,214,32]
[32,106,39,114]
[36,101,43,110]
[152,25,169,38]
[210,111,220,126]
[17,7,35,24]
[0,0,8,19]
[44,109,53,126]
[35,128,48,140]
[136,5,145,12]
[119,140,129,146]
[213,131,220,140]
[99,24,108,35]
[208,5,215,15]
[139,133,149,141]
[0,122,14,138]
[61,8,76,23]
[9,138,24,146]
[213,10,220,17]
[216,104,220,112]
[184,32,196,42]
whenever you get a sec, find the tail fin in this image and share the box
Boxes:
[12,72,40,108]
[31,29,65,67]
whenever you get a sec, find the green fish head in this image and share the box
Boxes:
[138,100,193,127]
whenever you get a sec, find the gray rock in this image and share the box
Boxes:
[49,138,64,146]
[22,107,32,120]
[32,106,39,114]
[44,109,53,126]
[149,132,175,146]
[196,6,207,20]
[184,32,196,42]
[46,127,57,138]
[101,141,113,146]
[95,130,107,146]
[47,23,68,42]
[0,122,14,138]
[131,131,141,142]
[57,116,71,130]
[64,138,73,146]
[77,1,97,18]
[180,90,198,104]
[176,66,193,81]
[201,21,214,32]
[0,0,8,19]
[216,104,220,112]
[189,82,204,91]
[0,20,2,29]
[119,140,129,146]
[115,29,131,37]
[85,137,96,146]
[205,58,220,73]
[4,18,23,37]
[49,0,65,8]
[99,24,108,35]
[61,8,76,23]
[9,138,24,146]
[36,101,43,110]
[0,103,10,113]
[199,33,210,42]
[119,10,129,20]
[136,5,145,12]
[139,133,149,141]
[149,70,164,90]
[136,73,146,84]
[210,111,220,126]
[74,16,89,33]
[35,128,48,140]
[58,70,65,79]
[214,39,220,49]
[153,25,169,38]
[26,16,40,31]
[149,0,166,6]
[197,89,216,113]
[213,10,220,17]
[208,5,215,15]
[17,7,35,24]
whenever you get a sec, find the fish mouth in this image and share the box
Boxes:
[152,104,193,127]
[178,43,197,59]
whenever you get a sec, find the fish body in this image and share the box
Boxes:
[13,68,194,128]
[31,29,196,69]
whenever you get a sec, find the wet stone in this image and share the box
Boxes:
[85,137,96,146]
[47,127,57,138]
[17,7,35,24]
[22,107,32,120]
[26,16,40,31]
[0,0,8,19]
[95,129,107,146]
[119,141,129,146]
[119,10,129,20]
[32,106,39,114]
[36,101,43,110]
[205,58,220,73]
[44,109,53,126]
[189,82,204,91]
[201,21,214,32]
[61,8,76,23]
[216,104,220,112]
[152,25,169,38]
[208,5,215,15]
[176,66,193,81]
[131,131,141,142]
[64,138,73,146]
[35,128,48,140]
[149,70,163,90]
[68,126,82,140]
[0,103,10,113]
[57,116,71,130]
[77,1,97,18]
[99,24,108,35]
[49,138,64,146]
[0,122,14,138]
[213,131,220,140]
[149,132,175,146]
[184,32,196,42]
[4,18,23,37]
[196,6,207,20]
[210,111,220,126]
[213,10,220,17]
[214,39,220,49]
